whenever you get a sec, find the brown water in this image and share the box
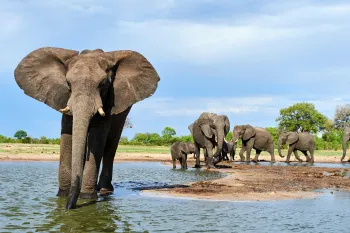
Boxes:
[0,162,349,233]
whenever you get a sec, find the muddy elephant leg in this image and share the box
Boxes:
[98,107,131,196]
[245,140,254,163]
[252,149,261,163]
[285,146,294,163]
[239,146,246,162]
[80,116,109,199]
[300,151,311,162]
[293,150,303,162]
[57,115,72,197]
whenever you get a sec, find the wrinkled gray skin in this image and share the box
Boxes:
[341,127,350,162]
[14,47,160,209]
[221,140,236,161]
[171,142,197,169]
[232,125,275,163]
[278,131,315,163]
[188,112,230,169]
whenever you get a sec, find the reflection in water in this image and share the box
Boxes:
[1,161,350,233]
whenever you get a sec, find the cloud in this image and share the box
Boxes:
[110,2,350,64]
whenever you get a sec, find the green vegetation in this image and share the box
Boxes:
[1,102,350,152]
[276,103,328,133]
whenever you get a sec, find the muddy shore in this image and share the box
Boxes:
[1,149,350,202]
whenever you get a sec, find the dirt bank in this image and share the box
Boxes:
[143,161,350,201]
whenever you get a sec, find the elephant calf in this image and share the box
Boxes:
[278,131,315,163]
[171,142,197,169]
[221,140,236,161]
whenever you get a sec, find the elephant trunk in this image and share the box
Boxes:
[66,98,96,209]
[341,135,349,161]
[278,138,284,158]
[214,130,225,158]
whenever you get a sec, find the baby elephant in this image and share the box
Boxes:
[171,142,197,169]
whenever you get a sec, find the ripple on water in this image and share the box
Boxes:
[0,161,350,233]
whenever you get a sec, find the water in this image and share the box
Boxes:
[0,161,349,233]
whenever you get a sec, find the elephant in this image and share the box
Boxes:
[221,139,236,161]
[188,112,230,169]
[341,127,350,162]
[232,125,275,163]
[14,47,160,209]
[278,131,315,163]
[171,142,197,169]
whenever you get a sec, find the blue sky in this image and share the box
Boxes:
[1,0,350,139]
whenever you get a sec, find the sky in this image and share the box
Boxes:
[1,0,350,139]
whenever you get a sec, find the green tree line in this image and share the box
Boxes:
[1,102,350,150]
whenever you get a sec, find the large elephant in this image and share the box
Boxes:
[232,125,275,163]
[188,112,230,169]
[341,127,350,162]
[14,47,160,209]
[278,131,315,163]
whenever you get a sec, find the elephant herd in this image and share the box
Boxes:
[13,47,350,210]
[171,112,320,169]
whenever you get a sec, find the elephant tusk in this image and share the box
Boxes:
[234,139,238,142]
[98,107,105,117]
[59,106,70,114]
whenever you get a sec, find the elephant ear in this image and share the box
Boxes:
[188,123,194,135]
[287,133,299,145]
[198,119,214,138]
[224,116,230,135]
[106,50,160,115]
[14,47,79,112]
[180,143,189,154]
[243,125,256,141]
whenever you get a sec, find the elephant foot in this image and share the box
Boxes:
[297,160,303,163]
[251,159,258,163]
[100,188,114,197]
[193,164,201,168]
[285,160,291,164]
[348,159,350,163]
[57,188,70,197]
[80,192,98,199]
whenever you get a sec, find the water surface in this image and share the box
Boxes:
[0,161,350,233]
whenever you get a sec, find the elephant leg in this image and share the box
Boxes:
[229,150,234,162]
[245,140,254,163]
[301,151,311,162]
[80,116,109,199]
[308,149,315,163]
[267,143,276,163]
[285,146,294,163]
[172,156,176,169]
[293,150,303,162]
[57,115,72,197]
[252,149,261,163]
[183,154,188,169]
[203,148,208,163]
[205,143,216,169]
[178,157,183,169]
[194,143,201,168]
[239,147,246,162]
[98,107,131,196]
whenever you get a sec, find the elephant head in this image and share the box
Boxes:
[341,127,350,161]
[277,131,299,158]
[14,47,160,209]
[197,113,230,158]
[232,124,256,143]
[182,142,197,155]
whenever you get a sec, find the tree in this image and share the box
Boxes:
[14,130,27,139]
[124,117,133,129]
[276,102,327,134]
[265,127,279,146]
[161,127,176,139]
[334,104,350,130]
